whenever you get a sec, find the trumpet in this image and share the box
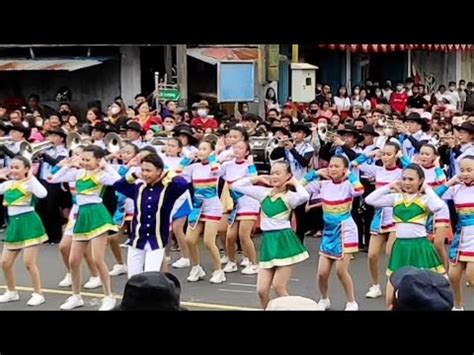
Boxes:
[19,141,53,161]
[103,132,124,154]
[66,132,93,150]
[378,115,396,128]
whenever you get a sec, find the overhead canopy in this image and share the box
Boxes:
[186,47,258,65]
[0,58,108,71]
[318,44,473,53]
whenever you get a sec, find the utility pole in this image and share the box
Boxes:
[176,45,188,108]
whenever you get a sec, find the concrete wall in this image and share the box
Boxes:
[413,51,457,92]
[0,59,121,120]
[461,51,474,81]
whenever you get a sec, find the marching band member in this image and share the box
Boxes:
[36,128,69,244]
[0,124,30,168]
[125,122,146,149]
[113,153,190,278]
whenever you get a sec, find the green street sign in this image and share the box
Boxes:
[159,89,181,101]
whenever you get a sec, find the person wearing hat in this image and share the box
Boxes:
[114,272,184,311]
[36,128,69,244]
[0,124,30,168]
[91,122,109,150]
[173,125,198,157]
[398,112,431,161]
[452,121,474,175]
[190,100,218,132]
[125,121,146,149]
[389,266,453,311]
[323,124,363,163]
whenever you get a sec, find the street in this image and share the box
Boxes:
[0,235,471,311]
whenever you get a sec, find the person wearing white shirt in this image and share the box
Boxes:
[446,81,461,108]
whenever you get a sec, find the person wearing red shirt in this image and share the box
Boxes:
[134,101,162,132]
[190,100,218,132]
[390,82,408,114]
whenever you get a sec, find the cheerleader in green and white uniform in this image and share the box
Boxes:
[365,163,446,309]
[49,145,121,311]
[232,161,310,309]
[0,155,48,307]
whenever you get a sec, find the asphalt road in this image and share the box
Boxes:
[0,235,471,311]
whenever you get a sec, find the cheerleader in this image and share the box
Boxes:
[159,137,192,269]
[182,140,225,284]
[215,127,248,265]
[352,141,403,299]
[303,155,364,311]
[216,126,248,163]
[51,145,121,311]
[0,155,48,306]
[436,156,474,310]
[108,143,141,277]
[232,161,309,308]
[413,144,451,269]
[365,163,445,309]
[52,146,101,290]
[221,141,260,275]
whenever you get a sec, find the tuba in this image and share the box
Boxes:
[66,132,92,150]
[103,132,124,154]
[19,141,53,161]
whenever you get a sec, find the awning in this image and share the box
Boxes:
[187,47,258,65]
[318,44,473,52]
[0,58,107,71]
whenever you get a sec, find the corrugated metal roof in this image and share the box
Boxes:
[0,58,106,71]
[187,47,258,65]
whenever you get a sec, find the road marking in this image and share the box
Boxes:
[290,278,300,281]
[218,288,255,294]
[0,285,260,311]
[229,283,256,288]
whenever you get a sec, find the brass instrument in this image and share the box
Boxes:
[103,132,124,154]
[66,132,93,150]
[0,137,13,147]
[378,115,396,128]
[19,141,53,161]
